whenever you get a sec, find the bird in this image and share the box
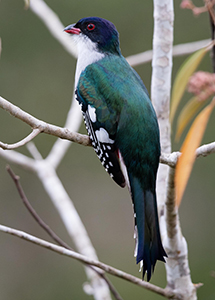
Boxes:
[64,17,167,281]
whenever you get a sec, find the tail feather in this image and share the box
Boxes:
[129,174,167,281]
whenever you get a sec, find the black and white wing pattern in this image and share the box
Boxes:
[75,88,126,188]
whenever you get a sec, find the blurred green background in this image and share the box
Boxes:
[0,0,215,299]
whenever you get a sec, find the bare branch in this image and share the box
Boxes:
[45,94,83,169]
[28,1,83,169]
[160,141,215,167]
[27,142,43,160]
[6,165,123,300]
[126,39,210,67]
[0,129,41,150]
[1,92,215,171]
[165,167,177,239]
[97,276,123,300]
[0,2,211,298]
[1,95,214,169]
[0,224,180,299]
[164,167,198,298]
[0,3,116,299]
[151,0,173,224]
[6,165,72,249]
[29,0,210,71]
[29,0,78,58]
[0,149,36,171]
[150,1,198,299]
[196,140,215,157]
[160,152,181,168]
[0,96,90,147]
[0,133,111,299]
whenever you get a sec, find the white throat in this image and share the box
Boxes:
[73,34,105,87]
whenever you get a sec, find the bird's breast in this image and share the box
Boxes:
[75,37,105,87]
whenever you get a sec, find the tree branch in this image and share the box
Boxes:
[165,167,177,240]
[0,147,114,300]
[0,96,90,146]
[29,0,78,58]
[29,0,210,71]
[1,95,215,168]
[0,148,36,171]
[150,1,198,299]
[126,39,210,67]
[0,2,111,299]
[6,165,72,249]
[27,142,43,160]
[151,0,174,228]
[6,165,123,300]
[29,0,84,168]
[196,140,215,157]
[164,167,198,298]
[160,141,215,167]
[45,94,83,169]
[0,0,109,289]
[29,0,210,70]
[0,2,214,298]
[0,129,41,150]
[0,224,181,299]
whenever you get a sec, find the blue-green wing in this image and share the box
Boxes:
[76,54,157,187]
[76,60,126,187]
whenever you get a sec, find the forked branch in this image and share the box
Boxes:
[0,95,214,167]
[0,224,181,299]
[6,165,123,300]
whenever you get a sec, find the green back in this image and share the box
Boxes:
[78,54,160,189]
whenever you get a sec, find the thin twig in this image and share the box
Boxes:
[6,165,123,300]
[6,165,72,249]
[29,0,78,58]
[0,149,36,171]
[0,129,41,150]
[6,156,166,300]
[29,0,210,69]
[126,39,210,67]
[0,96,90,146]
[160,141,215,167]
[0,224,180,299]
[26,142,43,160]
[1,96,215,168]
[160,152,181,168]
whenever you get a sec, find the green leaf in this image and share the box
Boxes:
[170,43,212,123]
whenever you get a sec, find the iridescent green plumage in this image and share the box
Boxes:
[65,17,167,281]
[77,54,166,280]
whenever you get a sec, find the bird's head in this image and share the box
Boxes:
[64,17,121,55]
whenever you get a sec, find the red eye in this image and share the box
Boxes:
[87,23,95,31]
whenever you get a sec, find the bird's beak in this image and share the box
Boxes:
[64,24,81,35]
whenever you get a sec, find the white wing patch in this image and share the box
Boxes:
[88,105,96,123]
[118,151,130,190]
[133,225,143,271]
[75,90,126,187]
[95,128,114,144]
[134,225,138,257]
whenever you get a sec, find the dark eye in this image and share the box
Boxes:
[87,23,95,31]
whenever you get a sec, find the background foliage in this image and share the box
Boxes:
[0,0,214,299]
